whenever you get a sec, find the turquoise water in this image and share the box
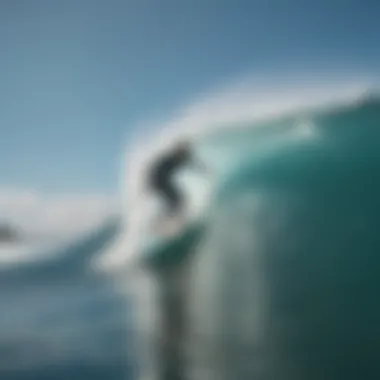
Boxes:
[186,98,380,380]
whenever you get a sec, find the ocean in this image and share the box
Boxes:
[2,95,380,380]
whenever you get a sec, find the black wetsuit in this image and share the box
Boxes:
[148,149,191,215]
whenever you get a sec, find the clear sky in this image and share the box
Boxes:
[1,0,380,194]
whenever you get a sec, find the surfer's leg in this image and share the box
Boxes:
[163,182,184,218]
[152,181,184,233]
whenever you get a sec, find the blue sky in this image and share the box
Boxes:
[1,0,380,194]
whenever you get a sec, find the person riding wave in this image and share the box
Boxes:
[146,140,208,231]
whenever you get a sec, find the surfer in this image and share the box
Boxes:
[147,140,208,228]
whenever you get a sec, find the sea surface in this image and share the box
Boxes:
[2,96,380,380]
[0,219,136,380]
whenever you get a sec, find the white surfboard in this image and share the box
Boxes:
[151,214,186,237]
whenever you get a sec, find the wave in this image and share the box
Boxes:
[96,76,378,273]
[121,93,380,380]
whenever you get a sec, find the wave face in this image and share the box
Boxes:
[183,98,380,380]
